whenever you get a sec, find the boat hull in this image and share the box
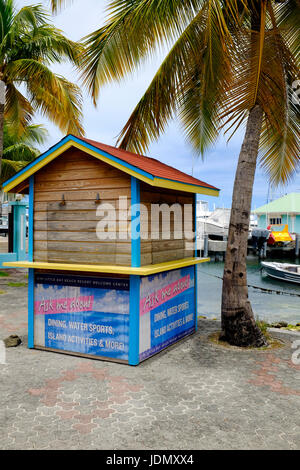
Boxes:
[261,263,300,285]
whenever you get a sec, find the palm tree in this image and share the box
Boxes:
[58,0,298,346]
[1,121,48,184]
[0,121,47,211]
[0,0,84,177]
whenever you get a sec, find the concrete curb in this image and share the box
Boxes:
[267,327,300,338]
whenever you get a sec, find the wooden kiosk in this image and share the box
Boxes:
[2,135,219,365]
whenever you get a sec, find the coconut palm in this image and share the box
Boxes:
[57,0,298,346]
[0,0,84,177]
[1,121,48,184]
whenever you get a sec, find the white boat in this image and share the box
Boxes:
[261,262,300,284]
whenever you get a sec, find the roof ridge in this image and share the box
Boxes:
[79,136,218,190]
[2,134,220,195]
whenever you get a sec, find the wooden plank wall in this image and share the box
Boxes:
[140,184,195,265]
[33,148,195,267]
[34,148,135,266]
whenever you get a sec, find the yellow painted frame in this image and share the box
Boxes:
[3,257,210,276]
[3,139,219,196]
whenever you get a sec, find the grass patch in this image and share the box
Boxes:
[208,331,283,351]
[256,318,270,338]
[7,282,27,287]
[256,317,300,332]
[0,290,6,294]
[284,324,300,331]
[0,271,9,277]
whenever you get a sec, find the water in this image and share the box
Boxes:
[197,257,300,325]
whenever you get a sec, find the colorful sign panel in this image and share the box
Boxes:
[34,273,130,361]
[139,266,195,361]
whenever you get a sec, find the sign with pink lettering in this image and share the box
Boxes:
[34,273,130,361]
[139,266,195,361]
[34,296,94,315]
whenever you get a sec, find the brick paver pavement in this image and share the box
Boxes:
[0,269,299,450]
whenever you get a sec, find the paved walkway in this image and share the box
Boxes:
[0,270,299,450]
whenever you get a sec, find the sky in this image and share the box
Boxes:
[16,0,299,210]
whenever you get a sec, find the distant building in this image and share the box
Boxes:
[253,193,300,233]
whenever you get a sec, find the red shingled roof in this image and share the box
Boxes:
[80,136,219,191]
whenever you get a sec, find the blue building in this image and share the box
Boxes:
[253,193,300,234]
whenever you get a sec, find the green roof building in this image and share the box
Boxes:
[253,193,300,233]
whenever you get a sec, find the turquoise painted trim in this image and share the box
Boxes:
[2,135,154,190]
[0,201,27,269]
[12,203,27,261]
[131,176,141,268]
[0,253,17,268]
[2,134,220,194]
[28,176,34,261]
[7,201,28,207]
[2,136,72,188]
[28,268,34,348]
[129,275,140,365]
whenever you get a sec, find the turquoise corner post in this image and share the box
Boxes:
[28,268,34,348]
[129,275,140,365]
[129,176,141,365]
[194,193,198,332]
[28,176,34,348]
[9,201,27,261]
[0,201,27,268]
[28,175,34,261]
[131,176,141,268]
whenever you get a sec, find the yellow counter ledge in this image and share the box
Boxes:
[3,257,210,276]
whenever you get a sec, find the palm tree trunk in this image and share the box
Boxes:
[221,104,267,347]
[0,80,5,217]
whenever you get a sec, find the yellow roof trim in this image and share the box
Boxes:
[153,178,220,196]
[3,140,153,193]
[3,138,219,196]
[3,257,209,276]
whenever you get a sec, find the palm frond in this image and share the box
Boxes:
[0,0,13,44]
[3,142,38,161]
[258,31,300,185]
[29,74,84,136]
[0,0,84,146]
[259,98,299,185]
[116,6,209,153]
[118,0,238,155]
[9,25,83,66]
[5,59,84,135]
[81,0,209,103]
[4,83,33,135]
[0,158,28,183]
[4,120,48,147]
[0,4,49,55]
[19,124,48,146]
[12,4,49,28]
[275,0,300,62]
[50,0,73,15]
